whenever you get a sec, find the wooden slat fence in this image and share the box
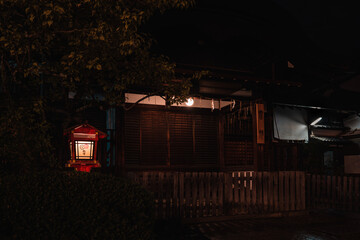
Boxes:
[306,174,360,212]
[128,171,306,219]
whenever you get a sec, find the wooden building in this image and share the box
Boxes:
[74,0,360,175]
[102,76,306,174]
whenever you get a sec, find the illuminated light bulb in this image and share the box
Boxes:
[185,97,194,106]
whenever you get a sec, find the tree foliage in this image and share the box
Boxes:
[0,0,194,171]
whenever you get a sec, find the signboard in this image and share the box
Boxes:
[256,103,265,144]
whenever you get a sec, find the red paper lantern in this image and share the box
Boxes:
[64,124,107,172]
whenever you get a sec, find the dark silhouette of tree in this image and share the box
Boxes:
[0,0,195,171]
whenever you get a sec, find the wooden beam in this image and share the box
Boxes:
[218,114,225,170]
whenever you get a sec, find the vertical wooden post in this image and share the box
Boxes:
[234,172,240,214]
[192,119,196,163]
[263,172,268,212]
[192,172,198,218]
[327,175,331,209]
[165,173,171,218]
[240,171,245,213]
[301,172,306,210]
[179,172,184,217]
[257,172,263,213]
[332,176,337,209]
[252,171,257,213]
[224,172,233,215]
[252,103,259,171]
[218,172,224,216]
[322,175,326,208]
[246,171,251,212]
[278,172,284,212]
[173,172,179,217]
[218,115,225,169]
[199,172,205,217]
[166,112,171,167]
[306,174,311,209]
[290,171,296,211]
[211,172,218,216]
[348,177,353,211]
[316,175,321,208]
[268,172,274,212]
[205,172,211,216]
[343,176,348,211]
[273,172,279,212]
[284,171,290,211]
[295,171,301,210]
[337,176,342,209]
[117,109,126,175]
[355,177,359,212]
[158,172,164,218]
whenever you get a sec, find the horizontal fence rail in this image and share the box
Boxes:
[128,171,306,219]
[306,174,360,212]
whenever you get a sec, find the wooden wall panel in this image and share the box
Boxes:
[141,111,167,165]
[194,114,218,165]
[168,113,193,165]
[224,141,254,166]
[124,109,141,165]
[124,107,218,168]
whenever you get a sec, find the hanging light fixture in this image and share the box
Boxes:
[310,117,322,126]
[185,97,194,106]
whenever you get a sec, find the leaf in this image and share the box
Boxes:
[54,6,65,14]
[43,10,52,16]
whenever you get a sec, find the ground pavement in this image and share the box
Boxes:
[155,210,360,240]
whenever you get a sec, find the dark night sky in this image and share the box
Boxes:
[147,0,360,76]
[145,0,360,109]
[273,1,360,56]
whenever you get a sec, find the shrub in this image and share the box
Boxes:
[0,171,155,240]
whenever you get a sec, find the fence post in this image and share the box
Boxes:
[224,172,233,215]
[173,172,179,217]
[300,172,306,210]
[263,171,268,212]
[246,171,251,213]
[179,172,184,217]
[343,176,348,211]
[355,177,359,212]
[252,171,257,213]
[290,171,296,211]
[295,171,301,210]
[199,172,205,217]
[273,172,279,212]
[219,172,224,216]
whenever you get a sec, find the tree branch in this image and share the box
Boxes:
[122,93,165,111]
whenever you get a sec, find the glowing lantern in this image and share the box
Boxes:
[64,124,107,172]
